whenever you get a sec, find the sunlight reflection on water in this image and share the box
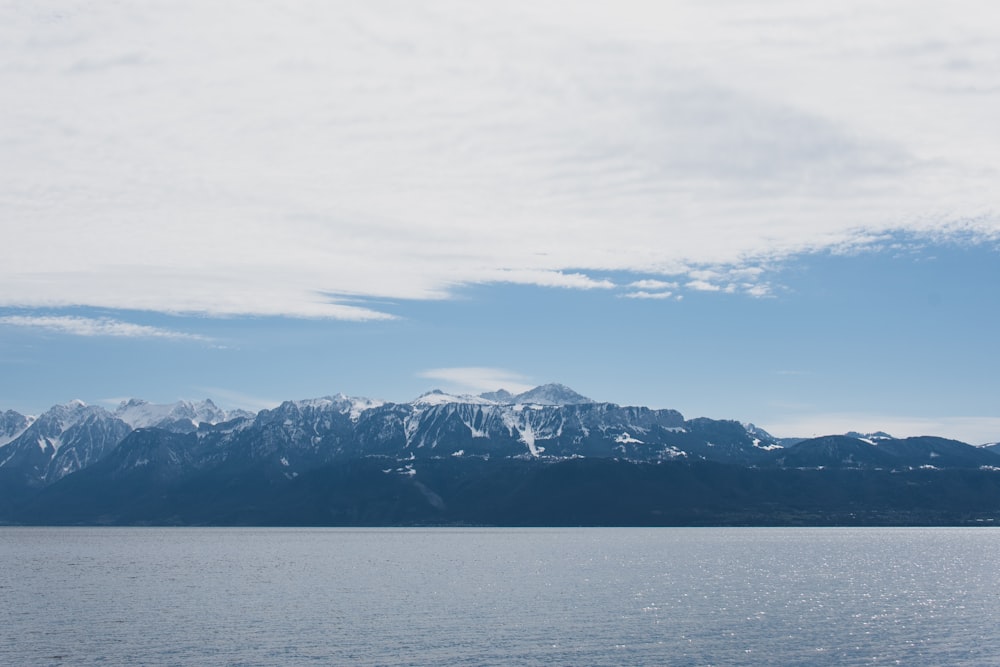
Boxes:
[1,527,997,666]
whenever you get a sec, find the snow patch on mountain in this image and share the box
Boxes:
[513,415,540,456]
[330,393,386,420]
[465,418,491,439]
[403,410,423,448]
[501,408,562,457]
[846,431,895,445]
[750,437,783,451]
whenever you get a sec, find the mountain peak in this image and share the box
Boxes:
[410,384,594,407]
[479,389,515,403]
[113,398,243,430]
[513,383,594,405]
[845,430,894,442]
[0,409,33,447]
[412,390,495,406]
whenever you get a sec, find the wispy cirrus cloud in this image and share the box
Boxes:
[194,387,281,412]
[620,279,680,300]
[1,1,998,319]
[0,315,210,342]
[417,367,535,396]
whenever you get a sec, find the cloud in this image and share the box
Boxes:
[629,280,679,291]
[194,387,281,413]
[417,367,535,395]
[1,1,998,319]
[487,270,616,290]
[681,268,775,297]
[686,280,723,293]
[0,315,210,342]
[621,290,674,300]
[744,284,773,298]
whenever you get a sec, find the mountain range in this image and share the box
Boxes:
[2,384,999,526]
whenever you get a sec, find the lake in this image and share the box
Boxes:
[1,527,997,665]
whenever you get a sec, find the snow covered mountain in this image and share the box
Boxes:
[4,384,1000,526]
[3,385,999,499]
[114,398,253,431]
[413,383,593,407]
[0,401,132,485]
[202,389,711,478]
[0,398,251,487]
[412,390,496,407]
[0,409,32,447]
[0,385,772,488]
[505,383,594,405]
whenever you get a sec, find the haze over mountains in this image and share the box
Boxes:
[2,385,999,526]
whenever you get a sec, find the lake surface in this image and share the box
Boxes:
[1,527,998,666]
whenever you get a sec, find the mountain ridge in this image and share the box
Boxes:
[3,385,1000,526]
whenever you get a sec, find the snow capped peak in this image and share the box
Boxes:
[267,394,385,421]
[409,384,593,407]
[0,409,33,448]
[327,393,385,419]
[44,400,103,423]
[845,430,895,445]
[114,398,246,430]
[479,389,515,403]
[416,389,446,397]
[513,383,594,406]
[287,397,336,409]
[5,401,119,455]
[412,390,497,406]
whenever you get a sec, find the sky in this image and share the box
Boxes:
[1,1,999,443]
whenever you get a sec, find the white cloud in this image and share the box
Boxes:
[745,284,773,298]
[194,387,281,413]
[622,290,674,300]
[1,1,998,319]
[629,280,679,290]
[0,315,210,342]
[487,270,616,290]
[686,280,723,293]
[417,367,535,395]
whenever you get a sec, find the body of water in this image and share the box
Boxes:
[1,527,998,665]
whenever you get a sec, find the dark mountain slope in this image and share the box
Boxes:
[17,456,1000,527]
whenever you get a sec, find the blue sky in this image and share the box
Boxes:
[2,1,999,443]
